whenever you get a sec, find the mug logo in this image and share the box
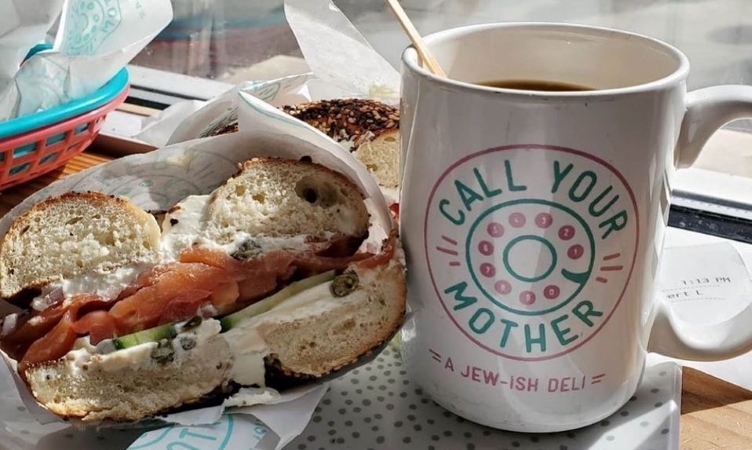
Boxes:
[424,145,639,361]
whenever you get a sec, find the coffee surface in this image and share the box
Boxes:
[475,79,593,91]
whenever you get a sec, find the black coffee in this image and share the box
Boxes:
[475,79,593,92]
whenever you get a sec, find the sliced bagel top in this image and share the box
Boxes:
[0,192,161,302]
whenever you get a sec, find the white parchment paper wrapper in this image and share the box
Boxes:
[0,89,394,450]
[137,0,401,149]
[283,0,400,100]
[0,0,65,93]
[0,0,172,120]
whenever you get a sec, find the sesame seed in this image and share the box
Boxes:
[279,99,399,146]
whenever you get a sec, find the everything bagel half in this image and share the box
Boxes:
[204,98,401,192]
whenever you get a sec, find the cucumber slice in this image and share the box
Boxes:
[220,270,336,331]
[111,323,179,350]
[96,271,336,351]
[96,317,202,353]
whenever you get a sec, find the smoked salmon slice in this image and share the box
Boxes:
[71,311,121,345]
[19,310,78,373]
[0,304,67,361]
[1,294,105,361]
[109,263,232,332]
[5,239,382,368]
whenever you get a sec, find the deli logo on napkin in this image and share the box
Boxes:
[128,415,270,450]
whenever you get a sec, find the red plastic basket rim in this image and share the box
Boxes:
[0,87,131,148]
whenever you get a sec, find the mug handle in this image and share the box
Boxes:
[648,85,752,361]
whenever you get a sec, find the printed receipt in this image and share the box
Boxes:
[656,242,752,325]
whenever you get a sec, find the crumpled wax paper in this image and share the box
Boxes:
[0,0,173,121]
[0,88,394,450]
[136,0,400,149]
[0,0,65,94]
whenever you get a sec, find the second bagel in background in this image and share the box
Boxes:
[207,98,401,193]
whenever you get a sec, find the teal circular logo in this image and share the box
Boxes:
[64,0,123,55]
[466,200,595,316]
[424,145,639,360]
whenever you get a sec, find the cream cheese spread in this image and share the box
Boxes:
[64,319,223,373]
[159,194,315,262]
[66,337,156,373]
[31,262,155,311]
[223,387,281,408]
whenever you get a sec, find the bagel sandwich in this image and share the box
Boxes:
[0,157,406,423]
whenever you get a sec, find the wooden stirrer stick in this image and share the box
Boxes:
[384,0,447,77]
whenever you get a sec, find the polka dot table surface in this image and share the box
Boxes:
[287,347,681,450]
[0,348,680,450]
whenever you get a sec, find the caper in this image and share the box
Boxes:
[331,272,359,297]
[179,336,197,351]
[231,239,262,260]
[152,339,175,364]
[182,316,202,331]
[165,327,179,340]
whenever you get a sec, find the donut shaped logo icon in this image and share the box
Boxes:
[424,145,639,361]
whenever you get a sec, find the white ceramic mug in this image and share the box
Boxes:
[399,22,752,433]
